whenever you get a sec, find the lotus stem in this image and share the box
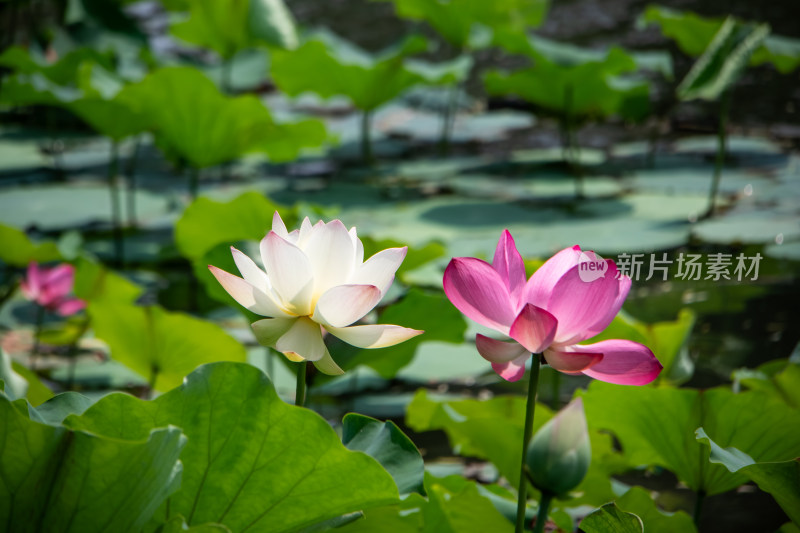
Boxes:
[265,346,274,379]
[693,489,706,528]
[439,82,459,155]
[125,135,142,228]
[29,304,45,371]
[361,110,373,164]
[515,353,542,533]
[707,90,730,217]
[532,491,553,533]
[189,166,200,201]
[147,364,159,399]
[295,360,308,406]
[107,140,124,267]
[64,317,90,391]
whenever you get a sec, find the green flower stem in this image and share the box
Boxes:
[532,491,554,533]
[439,81,459,155]
[107,140,124,267]
[29,304,46,371]
[693,489,706,528]
[295,360,308,407]
[360,110,373,164]
[515,353,542,533]
[125,135,142,229]
[64,317,90,391]
[707,89,731,217]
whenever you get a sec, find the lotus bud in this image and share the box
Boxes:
[526,397,591,497]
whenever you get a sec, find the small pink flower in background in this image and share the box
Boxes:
[21,262,85,316]
[209,212,423,375]
[443,230,662,385]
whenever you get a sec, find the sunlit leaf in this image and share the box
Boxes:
[66,362,400,531]
[0,390,185,533]
[0,223,62,266]
[580,382,800,495]
[88,301,247,392]
[733,358,800,410]
[374,0,549,49]
[171,0,298,58]
[117,67,326,167]
[270,31,436,112]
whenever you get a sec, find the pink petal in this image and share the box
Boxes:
[350,227,364,265]
[509,304,558,354]
[573,340,663,385]
[584,273,631,338]
[231,246,270,289]
[355,247,406,295]
[475,334,528,363]
[261,232,314,315]
[543,347,603,373]
[302,219,356,296]
[312,284,382,328]
[252,317,296,347]
[492,230,527,303]
[275,317,328,362]
[39,264,75,306]
[491,353,531,382]
[546,261,621,345]
[208,265,289,317]
[54,297,85,317]
[326,324,423,348]
[24,262,42,297]
[443,257,516,333]
[522,245,582,308]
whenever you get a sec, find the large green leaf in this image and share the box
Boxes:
[0,46,114,86]
[579,382,800,495]
[342,413,425,497]
[0,390,185,533]
[642,5,800,73]
[271,31,438,112]
[677,17,770,102]
[88,300,247,392]
[117,67,326,167]
[66,362,400,532]
[696,428,800,525]
[0,223,62,266]
[579,503,643,533]
[171,0,298,58]
[374,0,549,49]
[485,41,651,122]
[72,256,143,305]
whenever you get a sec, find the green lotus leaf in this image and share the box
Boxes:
[65,362,400,532]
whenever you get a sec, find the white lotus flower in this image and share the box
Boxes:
[209,212,423,375]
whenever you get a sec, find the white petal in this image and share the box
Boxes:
[271,211,289,239]
[350,227,364,265]
[261,232,314,315]
[355,247,407,295]
[275,317,327,361]
[312,284,382,328]
[231,246,270,289]
[297,217,314,247]
[302,219,356,297]
[312,350,345,375]
[252,317,296,347]
[326,324,423,348]
[208,266,289,317]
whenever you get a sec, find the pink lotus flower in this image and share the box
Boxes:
[21,262,85,316]
[443,231,662,384]
[209,212,423,375]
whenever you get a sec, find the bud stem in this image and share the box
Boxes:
[515,353,542,533]
[533,491,553,533]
